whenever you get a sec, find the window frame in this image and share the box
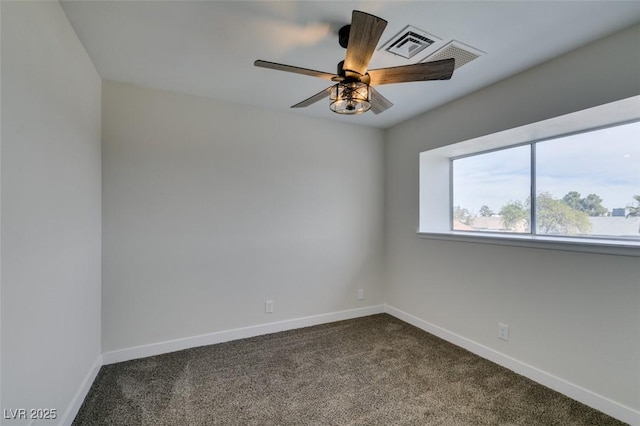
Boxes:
[418,96,640,257]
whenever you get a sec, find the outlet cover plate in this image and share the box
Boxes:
[498,323,509,341]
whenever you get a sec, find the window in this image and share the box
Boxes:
[452,145,531,233]
[419,96,640,255]
[451,121,640,240]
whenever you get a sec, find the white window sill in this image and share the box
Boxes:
[418,231,640,257]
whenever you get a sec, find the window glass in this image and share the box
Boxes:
[452,145,531,232]
[536,121,640,238]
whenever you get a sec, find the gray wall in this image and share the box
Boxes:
[101,81,385,351]
[1,1,102,423]
[385,24,640,411]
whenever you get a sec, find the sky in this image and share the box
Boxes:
[453,121,640,214]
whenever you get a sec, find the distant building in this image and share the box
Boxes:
[588,216,640,237]
[612,208,628,217]
[459,216,528,233]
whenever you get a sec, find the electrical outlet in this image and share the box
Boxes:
[498,323,509,341]
[357,288,364,300]
[265,300,273,314]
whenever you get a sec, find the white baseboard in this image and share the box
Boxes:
[58,354,103,426]
[384,304,639,426]
[102,305,385,365]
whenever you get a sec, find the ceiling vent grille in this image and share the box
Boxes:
[422,40,484,69]
[382,25,440,59]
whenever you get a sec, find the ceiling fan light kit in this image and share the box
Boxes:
[330,81,371,114]
[254,10,455,116]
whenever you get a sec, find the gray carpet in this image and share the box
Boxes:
[73,314,626,425]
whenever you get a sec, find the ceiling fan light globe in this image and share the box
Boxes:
[329,82,371,115]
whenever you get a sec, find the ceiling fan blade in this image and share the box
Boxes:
[254,60,336,81]
[368,58,455,86]
[291,86,334,108]
[369,87,393,115]
[343,11,388,77]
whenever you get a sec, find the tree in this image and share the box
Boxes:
[562,191,582,211]
[479,205,494,217]
[625,195,640,218]
[562,191,608,216]
[626,195,640,234]
[579,193,609,217]
[537,192,591,234]
[453,206,474,226]
[499,201,528,231]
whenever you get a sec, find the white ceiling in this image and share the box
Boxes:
[60,1,640,129]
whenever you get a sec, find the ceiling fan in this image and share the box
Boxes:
[254,10,455,115]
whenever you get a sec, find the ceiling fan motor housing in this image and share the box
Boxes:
[337,60,371,84]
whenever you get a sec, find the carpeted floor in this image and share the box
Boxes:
[73,314,626,425]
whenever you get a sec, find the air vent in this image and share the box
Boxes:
[382,25,441,60]
[422,40,484,69]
